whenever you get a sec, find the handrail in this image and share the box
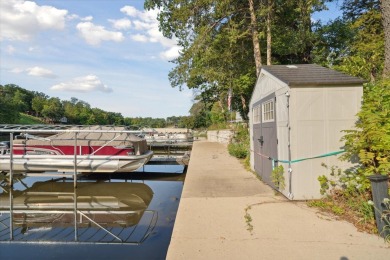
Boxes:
[0,124,141,134]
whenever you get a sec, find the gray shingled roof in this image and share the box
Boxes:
[262,64,365,86]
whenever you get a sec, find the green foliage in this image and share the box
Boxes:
[380,198,390,241]
[244,205,254,234]
[312,18,355,66]
[331,205,345,215]
[0,84,187,127]
[210,102,227,125]
[228,125,249,161]
[41,97,64,122]
[19,113,44,124]
[318,175,330,195]
[145,0,327,122]
[341,80,390,177]
[313,79,389,236]
[318,163,371,196]
[314,163,377,233]
[335,8,384,81]
[0,91,20,123]
[307,200,328,209]
[271,165,285,190]
[189,101,212,129]
[228,142,248,159]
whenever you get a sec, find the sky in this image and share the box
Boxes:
[0,0,343,119]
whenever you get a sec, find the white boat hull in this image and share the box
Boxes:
[0,151,153,173]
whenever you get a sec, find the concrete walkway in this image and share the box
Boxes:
[167,141,390,260]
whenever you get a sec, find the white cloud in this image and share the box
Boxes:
[51,75,113,93]
[66,14,79,21]
[11,67,24,74]
[120,6,139,17]
[132,20,154,31]
[26,66,57,78]
[76,22,124,45]
[81,16,93,22]
[121,6,181,60]
[6,45,16,54]
[0,0,68,41]
[160,46,182,61]
[131,34,148,42]
[109,18,132,30]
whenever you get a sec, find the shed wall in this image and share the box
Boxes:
[286,85,363,199]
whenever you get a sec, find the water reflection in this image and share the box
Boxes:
[0,168,184,259]
[0,180,156,244]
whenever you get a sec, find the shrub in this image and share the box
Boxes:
[341,80,390,177]
[228,124,250,161]
[228,142,248,159]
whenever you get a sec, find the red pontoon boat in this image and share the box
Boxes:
[0,126,153,173]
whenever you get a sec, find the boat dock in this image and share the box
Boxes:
[0,124,193,171]
[167,140,390,260]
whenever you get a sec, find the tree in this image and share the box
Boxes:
[41,97,64,122]
[381,0,390,77]
[334,1,384,81]
[189,101,211,128]
[342,80,390,176]
[32,95,48,117]
[145,0,329,121]
[178,116,195,129]
[341,0,380,20]
[249,0,262,74]
[12,90,28,112]
[0,92,20,123]
[312,18,355,67]
[266,0,274,65]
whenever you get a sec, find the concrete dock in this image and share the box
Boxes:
[167,141,390,260]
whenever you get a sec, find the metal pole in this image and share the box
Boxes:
[9,133,14,240]
[286,92,293,199]
[74,132,78,241]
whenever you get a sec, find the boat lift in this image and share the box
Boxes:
[0,125,164,244]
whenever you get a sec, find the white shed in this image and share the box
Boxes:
[248,64,364,200]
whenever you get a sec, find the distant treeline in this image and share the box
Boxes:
[0,84,191,128]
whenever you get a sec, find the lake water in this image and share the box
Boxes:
[0,165,186,260]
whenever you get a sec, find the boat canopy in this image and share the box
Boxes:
[13,126,148,155]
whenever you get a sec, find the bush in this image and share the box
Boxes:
[228,142,248,159]
[228,124,249,160]
[341,80,390,177]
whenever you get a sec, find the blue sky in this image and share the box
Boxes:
[0,0,343,118]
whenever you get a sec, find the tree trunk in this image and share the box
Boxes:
[249,0,262,75]
[381,0,390,78]
[267,0,273,65]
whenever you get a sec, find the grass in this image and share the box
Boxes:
[307,191,377,234]
[18,113,44,124]
[244,206,254,234]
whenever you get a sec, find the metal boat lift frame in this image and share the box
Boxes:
[0,125,157,244]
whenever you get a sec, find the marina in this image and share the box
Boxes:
[0,128,389,259]
[0,125,191,259]
[0,166,186,259]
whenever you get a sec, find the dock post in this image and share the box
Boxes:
[9,132,14,240]
[73,132,78,241]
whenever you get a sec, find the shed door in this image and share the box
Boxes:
[253,93,277,188]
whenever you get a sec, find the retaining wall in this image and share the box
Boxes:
[207,130,233,144]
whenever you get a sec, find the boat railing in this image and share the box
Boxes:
[0,125,156,244]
